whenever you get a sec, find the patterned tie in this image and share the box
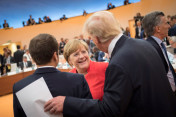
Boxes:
[160,42,176,85]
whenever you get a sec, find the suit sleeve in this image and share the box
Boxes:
[63,64,133,117]
[11,57,15,63]
[13,53,16,63]
[13,84,26,117]
[80,75,92,99]
[135,27,138,38]
[27,61,32,67]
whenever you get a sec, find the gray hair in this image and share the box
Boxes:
[83,11,122,43]
[142,11,165,37]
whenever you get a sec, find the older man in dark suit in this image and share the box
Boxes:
[19,56,32,70]
[44,11,176,117]
[13,34,92,117]
[142,11,176,93]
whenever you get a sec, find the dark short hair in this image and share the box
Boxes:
[17,45,20,49]
[29,33,58,65]
[171,15,176,21]
[142,11,165,37]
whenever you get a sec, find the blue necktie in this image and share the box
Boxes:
[161,42,176,85]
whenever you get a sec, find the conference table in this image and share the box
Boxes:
[1,59,176,96]
[0,68,71,96]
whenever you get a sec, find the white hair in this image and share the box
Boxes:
[83,11,122,43]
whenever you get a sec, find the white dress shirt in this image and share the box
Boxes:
[108,33,123,58]
[23,53,32,61]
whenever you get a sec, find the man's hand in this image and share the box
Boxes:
[44,96,66,114]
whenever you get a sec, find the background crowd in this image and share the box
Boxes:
[0,0,133,29]
[1,11,176,76]
[0,0,176,116]
[12,10,176,117]
[0,45,33,76]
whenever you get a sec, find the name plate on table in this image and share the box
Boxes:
[7,71,16,76]
[23,68,32,72]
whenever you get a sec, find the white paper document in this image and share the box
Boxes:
[16,77,63,117]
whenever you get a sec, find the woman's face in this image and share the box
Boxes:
[68,46,90,71]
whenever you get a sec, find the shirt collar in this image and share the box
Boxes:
[38,66,56,69]
[151,36,163,47]
[108,33,123,57]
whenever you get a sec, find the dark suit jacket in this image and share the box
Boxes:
[3,23,9,28]
[135,26,143,39]
[28,18,35,25]
[146,36,176,78]
[63,35,176,117]
[146,37,168,73]
[13,50,24,67]
[13,67,92,117]
[59,41,65,54]
[146,36,176,88]
[0,54,4,75]
[168,24,176,36]
[19,61,32,70]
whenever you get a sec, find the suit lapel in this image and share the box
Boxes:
[111,35,129,60]
[146,37,169,73]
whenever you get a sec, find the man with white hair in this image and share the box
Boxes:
[45,11,176,117]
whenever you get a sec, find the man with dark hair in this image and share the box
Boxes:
[45,11,176,117]
[168,15,176,53]
[3,20,9,28]
[45,16,52,23]
[27,15,35,25]
[134,12,144,26]
[59,38,65,54]
[142,11,176,93]
[168,15,176,36]
[13,33,92,117]
[107,3,115,10]
[124,0,131,5]
[60,14,68,21]
[4,51,14,73]
[13,45,24,67]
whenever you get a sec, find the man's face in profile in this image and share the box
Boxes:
[23,58,27,62]
[157,16,170,39]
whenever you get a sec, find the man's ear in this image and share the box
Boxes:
[155,25,160,33]
[53,52,59,61]
[95,36,101,44]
